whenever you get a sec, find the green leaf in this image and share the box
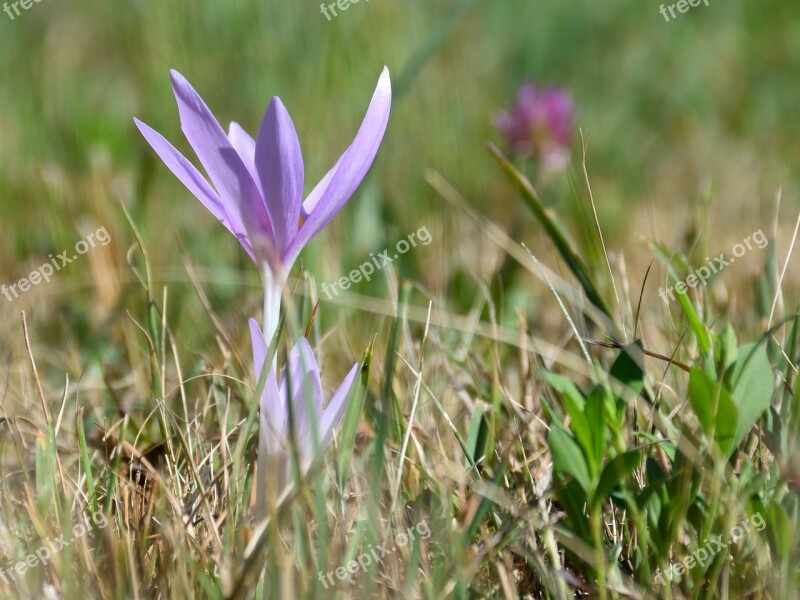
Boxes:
[556,480,592,542]
[610,340,646,396]
[593,450,641,510]
[465,403,491,466]
[640,457,669,521]
[541,372,586,412]
[585,390,607,470]
[715,324,738,375]
[766,502,791,557]
[548,425,592,493]
[730,343,775,450]
[542,372,599,479]
[688,367,738,455]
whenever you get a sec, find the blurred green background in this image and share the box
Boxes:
[1,0,799,360]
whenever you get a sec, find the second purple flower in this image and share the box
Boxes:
[495,82,574,173]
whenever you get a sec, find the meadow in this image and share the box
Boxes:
[0,0,799,598]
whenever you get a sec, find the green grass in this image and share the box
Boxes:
[1,0,799,598]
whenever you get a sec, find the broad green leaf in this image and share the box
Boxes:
[585,389,607,471]
[715,324,738,375]
[688,367,738,455]
[640,457,668,514]
[465,403,491,465]
[541,372,585,412]
[541,372,596,476]
[591,383,623,439]
[593,450,641,510]
[766,502,791,557]
[730,343,775,450]
[548,425,592,493]
[610,340,646,396]
[556,480,592,542]
[540,396,560,425]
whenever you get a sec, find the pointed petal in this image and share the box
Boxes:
[276,362,288,423]
[134,118,256,262]
[284,337,322,440]
[262,366,284,431]
[259,358,289,452]
[318,363,359,448]
[254,97,304,254]
[287,68,391,263]
[250,318,286,441]
[169,70,274,252]
[259,375,285,456]
[228,121,257,181]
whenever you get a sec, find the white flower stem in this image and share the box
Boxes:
[261,264,283,366]
[257,262,286,520]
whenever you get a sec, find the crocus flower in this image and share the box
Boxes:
[134,68,392,345]
[249,318,358,488]
[495,82,573,172]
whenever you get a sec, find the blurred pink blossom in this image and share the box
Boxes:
[495,83,574,172]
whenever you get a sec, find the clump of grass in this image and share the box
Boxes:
[1,135,798,600]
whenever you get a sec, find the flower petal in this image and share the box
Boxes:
[228,121,257,182]
[250,318,285,430]
[286,67,391,264]
[254,97,304,255]
[283,337,322,441]
[169,70,274,254]
[134,118,257,261]
[318,363,359,449]
[259,372,286,455]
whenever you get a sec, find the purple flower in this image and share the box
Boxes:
[495,83,574,172]
[249,318,358,472]
[134,68,392,275]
